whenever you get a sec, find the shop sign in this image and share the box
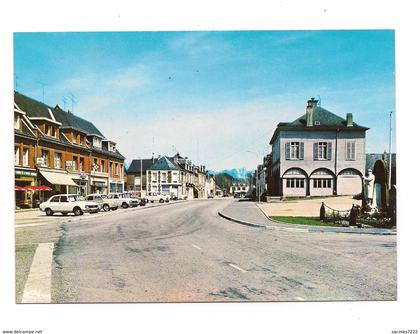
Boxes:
[15,170,37,177]
[36,157,45,165]
[65,161,74,168]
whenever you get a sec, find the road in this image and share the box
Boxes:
[15,198,397,303]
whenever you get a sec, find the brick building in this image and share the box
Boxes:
[14,92,125,208]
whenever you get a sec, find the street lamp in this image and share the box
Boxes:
[246,150,260,203]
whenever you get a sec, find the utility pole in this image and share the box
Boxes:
[388,111,393,189]
[140,159,143,196]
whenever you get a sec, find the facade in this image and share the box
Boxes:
[268,98,369,198]
[204,174,216,198]
[126,157,156,194]
[146,156,183,198]
[14,92,125,207]
[230,183,249,197]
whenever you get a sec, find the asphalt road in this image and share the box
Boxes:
[15,198,397,303]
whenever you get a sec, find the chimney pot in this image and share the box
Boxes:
[346,113,353,127]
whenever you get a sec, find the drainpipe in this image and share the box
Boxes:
[334,129,338,195]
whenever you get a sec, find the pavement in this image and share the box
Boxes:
[219,199,396,235]
[15,197,397,303]
[258,195,361,217]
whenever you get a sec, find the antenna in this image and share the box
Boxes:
[62,96,69,111]
[37,81,46,102]
[68,93,78,113]
[14,75,19,91]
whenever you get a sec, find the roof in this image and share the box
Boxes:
[127,158,155,173]
[14,91,53,119]
[149,156,181,171]
[52,106,104,137]
[269,104,369,144]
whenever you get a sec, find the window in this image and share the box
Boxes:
[59,195,68,202]
[45,124,50,136]
[72,156,78,171]
[51,127,57,137]
[50,196,60,202]
[109,162,113,175]
[14,115,20,130]
[152,172,158,182]
[79,157,84,172]
[23,148,29,166]
[285,142,304,160]
[161,172,167,182]
[116,163,119,176]
[72,132,77,143]
[313,179,332,188]
[54,152,62,169]
[14,146,20,165]
[41,150,49,167]
[285,178,305,188]
[101,160,105,173]
[313,142,332,160]
[346,141,356,160]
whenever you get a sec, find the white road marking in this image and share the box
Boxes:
[293,296,305,301]
[228,263,248,273]
[21,242,54,303]
[191,244,202,251]
[15,223,48,228]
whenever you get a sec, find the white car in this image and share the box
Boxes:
[39,194,100,216]
[85,194,119,212]
[145,192,170,203]
[107,193,140,208]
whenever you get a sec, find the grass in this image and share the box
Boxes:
[270,216,338,227]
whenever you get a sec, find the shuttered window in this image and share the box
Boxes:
[313,142,332,160]
[286,142,304,160]
[346,141,356,160]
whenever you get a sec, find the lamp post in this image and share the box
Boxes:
[246,150,260,202]
[388,111,393,190]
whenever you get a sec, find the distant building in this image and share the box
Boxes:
[230,183,249,197]
[268,97,369,198]
[126,157,157,193]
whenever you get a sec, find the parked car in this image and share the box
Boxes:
[145,192,170,203]
[127,194,147,206]
[107,193,139,208]
[85,194,119,211]
[207,194,214,199]
[39,194,100,216]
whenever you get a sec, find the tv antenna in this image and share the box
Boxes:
[62,96,69,111]
[68,93,78,113]
[37,81,46,102]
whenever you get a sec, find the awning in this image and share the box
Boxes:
[39,170,77,186]
[24,185,52,191]
[15,185,25,191]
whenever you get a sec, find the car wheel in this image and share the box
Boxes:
[73,206,83,216]
[103,204,110,212]
[122,202,129,209]
[111,207,118,211]
[159,199,164,203]
[45,208,53,216]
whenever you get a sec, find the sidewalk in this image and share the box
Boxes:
[219,200,396,235]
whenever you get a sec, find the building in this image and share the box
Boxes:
[146,156,184,198]
[126,157,157,194]
[14,92,125,207]
[268,98,369,198]
[230,183,249,197]
[204,174,216,198]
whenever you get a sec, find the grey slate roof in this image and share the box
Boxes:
[15,91,52,119]
[52,106,104,137]
[150,156,181,171]
[270,104,369,144]
[127,158,155,173]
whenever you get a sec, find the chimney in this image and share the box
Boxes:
[306,97,318,127]
[346,113,353,127]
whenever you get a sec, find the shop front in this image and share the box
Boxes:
[15,168,37,208]
[68,172,88,196]
[38,168,78,198]
[90,177,108,194]
[109,179,124,193]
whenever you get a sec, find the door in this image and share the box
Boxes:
[49,196,60,211]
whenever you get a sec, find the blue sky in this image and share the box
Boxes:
[14,30,395,170]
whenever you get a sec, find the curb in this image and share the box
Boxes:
[218,207,396,236]
[217,211,265,228]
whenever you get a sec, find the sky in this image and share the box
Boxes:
[14,30,396,170]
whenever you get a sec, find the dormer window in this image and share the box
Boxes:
[14,114,20,130]
[51,127,57,137]
[109,142,116,152]
[45,124,50,136]
[72,132,77,144]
